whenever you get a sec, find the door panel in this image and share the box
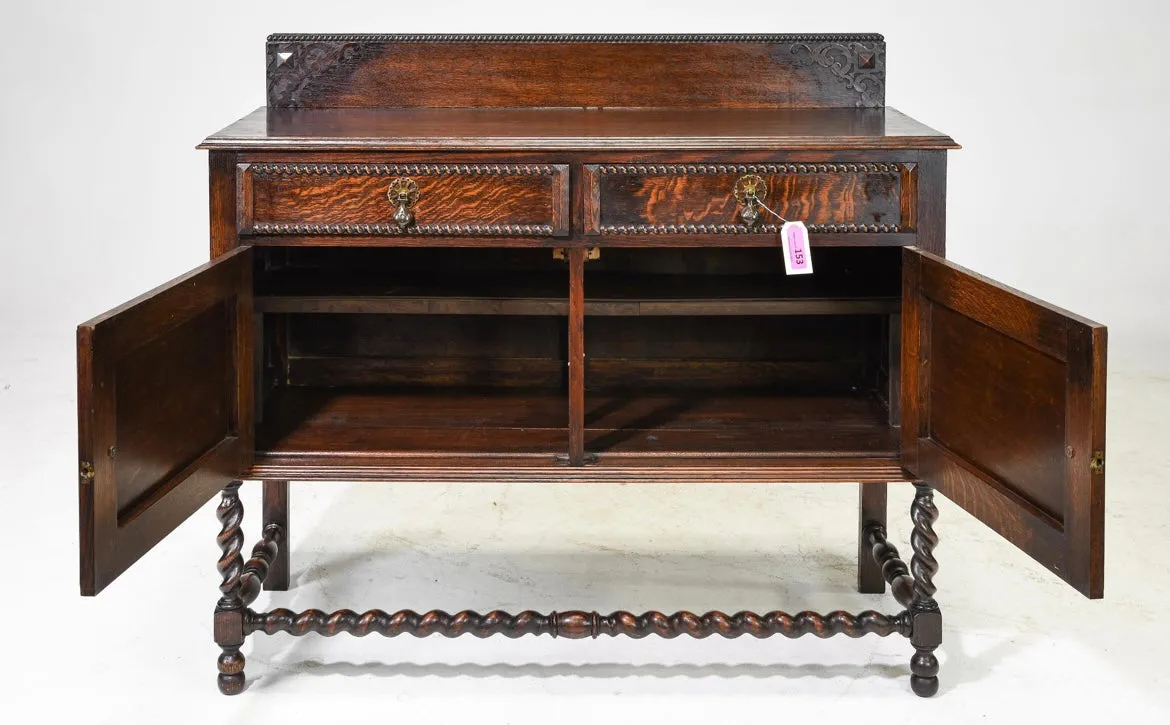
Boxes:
[78,248,253,595]
[902,249,1106,598]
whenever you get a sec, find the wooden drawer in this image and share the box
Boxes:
[583,163,912,237]
[239,163,570,237]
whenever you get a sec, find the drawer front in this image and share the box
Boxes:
[240,163,569,237]
[584,163,911,236]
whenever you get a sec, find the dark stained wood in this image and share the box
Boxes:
[200,107,958,152]
[586,163,907,236]
[914,152,947,255]
[283,313,567,388]
[884,313,902,425]
[241,163,569,237]
[584,315,884,393]
[245,606,906,638]
[256,293,896,317]
[288,357,567,389]
[585,359,873,392]
[287,312,563,358]
[113,305,231,520]
[907,483,942,698]
[901,249,1107,598]
[239,519,283,605]
[243,231,920,249]
[583,393,898,458]
[858,483,888,593]
[76,29,1120,701]
[246,454,912,484]
[568,248,586,464]
[209,151,239,258]
[214,482,247,695]
[265,34,888,110]
[220,149,941,252]
[262,481,290,591]
[257,388,570,458]
[254,387,897,461]
[78,248,253,595]
[254,246,901,317]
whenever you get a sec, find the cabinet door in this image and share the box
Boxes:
[901,249,1106,598]
[78,248,253,595]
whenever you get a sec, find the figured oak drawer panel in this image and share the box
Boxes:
[239,163,570,237]
[583,163,914,237]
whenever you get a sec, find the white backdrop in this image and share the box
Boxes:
[3,3,1170,721]
[2,0,1168,372]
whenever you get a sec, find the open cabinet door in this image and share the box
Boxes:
[78,248,253,595]
[902,249,1106,598]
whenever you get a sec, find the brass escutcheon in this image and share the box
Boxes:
[387,177,420,229]
[732,174,767,227]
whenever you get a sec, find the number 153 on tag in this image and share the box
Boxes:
[781,221,814,275]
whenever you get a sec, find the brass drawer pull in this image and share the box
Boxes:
[732,174,767,227]
[387,177,420,229]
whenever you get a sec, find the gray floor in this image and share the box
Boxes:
[2,342,1167,721]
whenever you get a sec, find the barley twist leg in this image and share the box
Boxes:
[908,482,941,698]
[214,481,247,695]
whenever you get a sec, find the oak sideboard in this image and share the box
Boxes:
[77,34,1107,697]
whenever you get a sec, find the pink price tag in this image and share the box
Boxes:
[780,221,813,275]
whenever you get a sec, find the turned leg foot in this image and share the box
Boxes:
[263,480,290,591]
[217,646,246,695]
[907,483,941,697]
[910,646,940,697]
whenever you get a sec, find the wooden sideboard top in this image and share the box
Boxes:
[199,106,957,151]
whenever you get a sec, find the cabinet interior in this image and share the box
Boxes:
[252,246,903,461]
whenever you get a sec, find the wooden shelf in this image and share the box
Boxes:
[257,388,569,458]
[255,270,898,316]
[584,392,897,457]
[256,387,897,461]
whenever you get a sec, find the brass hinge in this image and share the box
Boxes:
[1089,451,1105,475]
[80,462,95,481]
[552,247,600,261]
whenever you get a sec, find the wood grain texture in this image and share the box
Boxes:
[218,150,942,252]
[583,394,897,458]
[254,245,901,316]
[858,483,888,594]
[583,314,884,393]
[901,249,1106,598]
[568,248,586,464]
[253,386,897,461]
[79,248,253,595]
[243,163,569,237]
[257,388,570,458]
[587,163,905,235]
[246,606,909,639]
[265,34,886,110]
[246,455,912,484]
[113,304,231,521]
[210,151,239,258]
[199,107,958,151]
[214,482,247,695]
[261,481,289,591]
[908,483,942,698]
[864,522,913,606]
[914,152,946,255]
[283,313,566,388]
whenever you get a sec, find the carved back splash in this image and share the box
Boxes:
[267,33,886,109]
